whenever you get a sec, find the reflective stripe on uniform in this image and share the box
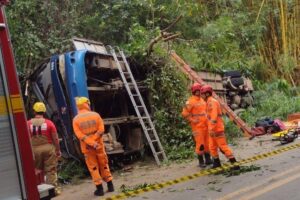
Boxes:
[207,114,222,123]
[81,131,97,142]
[193,102,205,107]
[79,120,97,129]
[73,112,99,129]
[76,112,97,118]
[192,132,199,136]
[94,178,101,182]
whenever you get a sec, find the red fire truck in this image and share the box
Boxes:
[0,1,54,199]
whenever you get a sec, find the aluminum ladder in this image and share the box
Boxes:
[108,46,167,165]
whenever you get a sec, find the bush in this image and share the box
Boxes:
[58,159,89,184]
[241,80,300,126]
[146,62,194,160]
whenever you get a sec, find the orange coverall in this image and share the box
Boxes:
[182,95,209,155]
[73,105,112,186]
[206,96,234,159]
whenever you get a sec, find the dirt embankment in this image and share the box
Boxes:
[54,135,300,200]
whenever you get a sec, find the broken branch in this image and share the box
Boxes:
[161,15,183,32]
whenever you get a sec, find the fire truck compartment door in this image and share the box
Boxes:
[0,53,23,199]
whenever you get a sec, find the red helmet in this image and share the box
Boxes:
[200,85,213,94]
[191,83,202,93]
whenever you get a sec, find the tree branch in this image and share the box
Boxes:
[161,15,182,32]
[147,15,183,55]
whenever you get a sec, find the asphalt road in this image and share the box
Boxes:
[129,145,300,200]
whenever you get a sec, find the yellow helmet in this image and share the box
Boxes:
[75,97,90,106]
[33,102,46,113]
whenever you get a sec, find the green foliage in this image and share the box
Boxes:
[123,23,157,59]
[224,119,243,145]
[221,165,261,177]
[165,3,264,74]
[6,0,266,75]
[7,0,297,77]
[6,0,300,162]
[146,63,194,160]
[6,0,155,71]
[119,183,154,193]
[224,79,300,145]
[58,160,88,184]
[7,0,84,71]
[277,55,297,76]
[241,81,300,126]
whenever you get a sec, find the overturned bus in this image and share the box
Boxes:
[24,38,151,163]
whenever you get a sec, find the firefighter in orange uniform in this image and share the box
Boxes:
[200,85,240,169]
[182,83,212,167]
[72,97,114,196]
[27,102,61,195]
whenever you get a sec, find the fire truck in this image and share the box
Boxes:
[0,1,54,199]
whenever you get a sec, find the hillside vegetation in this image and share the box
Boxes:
[7,0,300,159]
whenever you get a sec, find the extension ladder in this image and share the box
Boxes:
[108,46,167,165]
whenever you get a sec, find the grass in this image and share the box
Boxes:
[58,159,89,184]
[241,80,300,125]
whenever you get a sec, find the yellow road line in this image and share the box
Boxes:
[241,168,300,200]
[103,143,300,200]
[218,164,300,200]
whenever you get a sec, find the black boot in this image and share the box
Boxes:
[204,153,212,165]
[229,157,240,170]
[94,184,104,196]
[107,181,114,192]
[212,158,221,169]
[198,155,206,168]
